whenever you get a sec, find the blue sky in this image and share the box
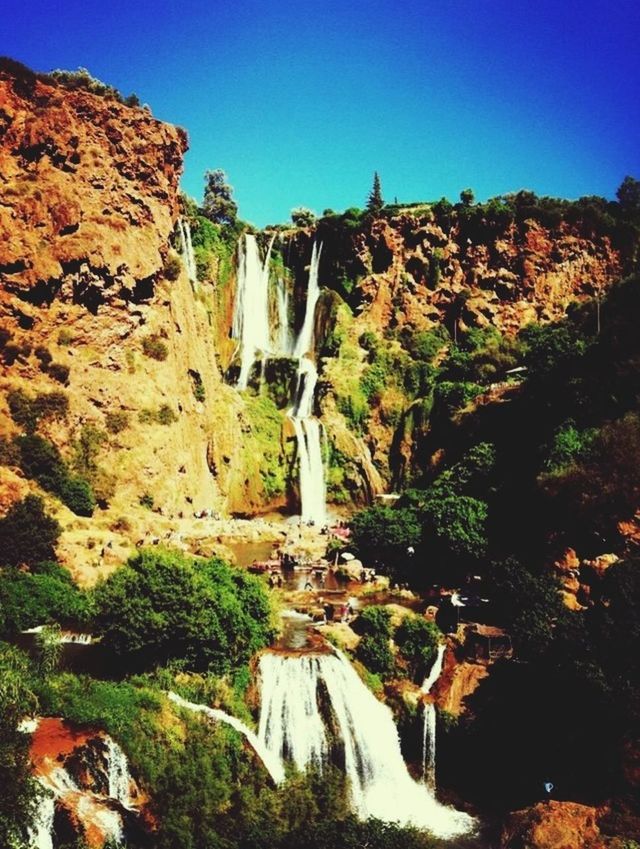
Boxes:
[4,0,639,226]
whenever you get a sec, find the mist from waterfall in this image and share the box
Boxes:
[257,650,474,839]
[178,218,198,285]
[232,234,274,390]
[420,644,446,790]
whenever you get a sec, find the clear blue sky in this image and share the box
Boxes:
[4,0,640,226]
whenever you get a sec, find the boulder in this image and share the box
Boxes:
[501,800,603,849]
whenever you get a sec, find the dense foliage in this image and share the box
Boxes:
[0,495,61,567]
[93,549,276,672]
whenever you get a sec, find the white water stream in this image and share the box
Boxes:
[167,691,285,784]
[257,649,473,839]
[178,218,198,285]
[288,241,327,525]
[233,234,275,389]
[420,644,446,790]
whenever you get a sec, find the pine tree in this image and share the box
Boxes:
[366,172,384,215]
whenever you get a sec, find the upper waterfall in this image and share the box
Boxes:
[420,644,446,790]
[232,234,274,390]
[257,650,474,839]
[293,240,322,358]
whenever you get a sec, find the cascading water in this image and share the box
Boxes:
[258,650,474,839]
[420,644,446,790]
[29,790,55,849]
[275,278,293,355]
[293,241,322,358]
[288,241,327,526]
[167,692,285,784]
[106,737,133,808]
[178,218,198,285]
[232,234,274,390]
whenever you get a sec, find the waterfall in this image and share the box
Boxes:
[178,218,198,285]
[420,644,446,790]
[288,241,327,526]
[257,650,473,839]
[106,737,133,808]
[293,241,322,358]
[29,789,55,849]
[232,234,274,390]
[276,278,293,355]
[167,692,285,784]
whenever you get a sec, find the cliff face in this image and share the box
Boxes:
[0,69,186,305]
[0,68,283,581]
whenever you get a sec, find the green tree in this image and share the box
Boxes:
[0,643,40,848]
[366,172,384,215]
[202,169,238,227]
[395,616,441,681]
[0,495,60,567]
[460,187,475,206]
[351,506,421,577]
[93,549,276,672]
[616,175,640,216]
[291,207,316,227]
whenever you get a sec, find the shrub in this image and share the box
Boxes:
[139,404,178,426]
[356,634,394,676]
[48,362,70,384]
[3,343,20,364]
[139,493,154,509]
[142,334,169,361]
[0,326,13,348]
[105,410,129,434]
[0,437,20,466]
[0,495,60,566]
[93,549,276,672]
[7,388,68,433]
[57,328,74,346]
[395,616,441,681]
[34,345,52,369]
[163,253,182,281]
[15,434,95,516]
[0,567,90,636]
[58,475,96,516]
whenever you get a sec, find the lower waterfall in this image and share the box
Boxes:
[258,650,474,839]
[421,644,446,789]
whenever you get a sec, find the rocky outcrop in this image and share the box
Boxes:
[500,800,603,849]
[0,67,186,305]
[29,717,147,849]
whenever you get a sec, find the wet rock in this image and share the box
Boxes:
[500,800,603,849]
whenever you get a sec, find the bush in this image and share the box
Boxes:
[142,334,169,361]
[163,253,182,281]
[0,495,60,567]
[139,493,154,509]
[15,434,95,516]
[105,410,129,434]
[7,388,68,433]
[48,362,70,384]
[356,634,394,676]
[3,343,20,364]
[93,549,276,672]
[34,345,52,369]
[139,404,178,425]
[57,328,74,346]
[395,616,441,681]
[0,566,90,636]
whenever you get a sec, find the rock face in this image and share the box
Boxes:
[0,67,186,304]
[29,717,147,849]
[500,800,603,849]
[0,65,289,579]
